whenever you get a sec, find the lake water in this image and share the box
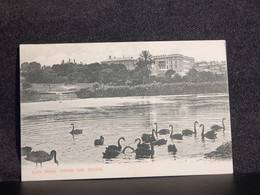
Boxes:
[21,93,232,167]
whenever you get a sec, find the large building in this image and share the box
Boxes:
[101,56,137,70]
[192,61,227,75]
[101,54,227,76]
[150,54,195,76]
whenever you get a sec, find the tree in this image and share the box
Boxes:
[131,67,151,85]
[42,67,57,90]
[186,69,199,82]
[92,82,100,91]
[132,51,154,84]
[21,77,32,91]
[99,68,116,85]
[165,69,176,78]
[172,73,182,83]
[21,62,43,83]
[138,50,154,69]
[198,71,214,82]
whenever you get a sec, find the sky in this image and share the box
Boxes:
[20,40,227,66]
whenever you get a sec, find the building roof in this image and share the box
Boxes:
[153,54,194,61]
[101,57,136,63]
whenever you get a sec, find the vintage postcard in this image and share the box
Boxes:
[20,41,233,181]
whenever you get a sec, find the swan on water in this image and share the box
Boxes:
[154,122,170,135]
[182,121,199,136]
[135,138,150,149]
[141,129,157,143]
[102,137,125,159]
[70,123,83,135]
[21,146,32,156]
[169,125,183,140]
[211,118,226,131]
[168,144,178,154]
[122,144,154,159]
[200,124,217,140]
[25,150,59,167]
[94,136,104,146]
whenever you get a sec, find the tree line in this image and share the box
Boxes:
[20,51,227,91]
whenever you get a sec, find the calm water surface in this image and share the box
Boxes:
[21,93,232,166]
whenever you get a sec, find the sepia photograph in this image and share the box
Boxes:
[20,40,232,181]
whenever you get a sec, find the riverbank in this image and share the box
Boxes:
[21,81,228,102]
[76,81,228,99]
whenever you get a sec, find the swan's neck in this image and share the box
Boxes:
[118,138,123,149]
[71,124,74,130]
[154,123,158,132]
[51,151,58,165]
[222,119,225,131]
[122,146,134,154]
[170,126,173,136]
[194,122,197,134]
[137,139,141,146]
[152,130,157,139]
[201,125,204,136]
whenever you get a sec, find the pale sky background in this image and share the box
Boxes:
[20,40,226,66]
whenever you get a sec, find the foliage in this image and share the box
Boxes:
[20,89,41,102]
[138,51,154,69]
[76,82,228,99]
[165,69,176,78]
[21,62,43,83]
[21,60,227,87]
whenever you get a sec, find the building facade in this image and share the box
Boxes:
[150,54,195,76]
[192,61,227,75]
[101,55,227,76]
[101,56,137,70]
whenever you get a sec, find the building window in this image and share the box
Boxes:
[158,61,166,69]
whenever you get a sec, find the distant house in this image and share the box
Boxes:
[150,54,195,76]
[193,61,227,75]
[101,56,137,70]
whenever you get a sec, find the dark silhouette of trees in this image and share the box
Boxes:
[21,62,43,83]
[42,67,58,90]
[165,69,176,77]
[21,60,226,87]
[138,50,154,69]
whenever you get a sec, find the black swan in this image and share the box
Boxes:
[94,136,104,146]
[70,123,83,135]
[141,129,158,143]
[168,144,178,154]
[152,131,167,146]
[169,125,183,140]
[102,138,126,159]
[105,137,125,151]
[102,149,121,159]
[154,122,170,135]
[182,121,199,136]
[122,144,154,159]
[211,118,226,131]
[152,138,167,146]
[25,150,59,167]
[135,138,150,149]
[200,124,217,140]
[21,146,32,156]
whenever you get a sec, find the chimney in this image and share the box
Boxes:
[74,59,75,63]
[109,56,111,59]
[69,59,71,63]
[62,60,64,64]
